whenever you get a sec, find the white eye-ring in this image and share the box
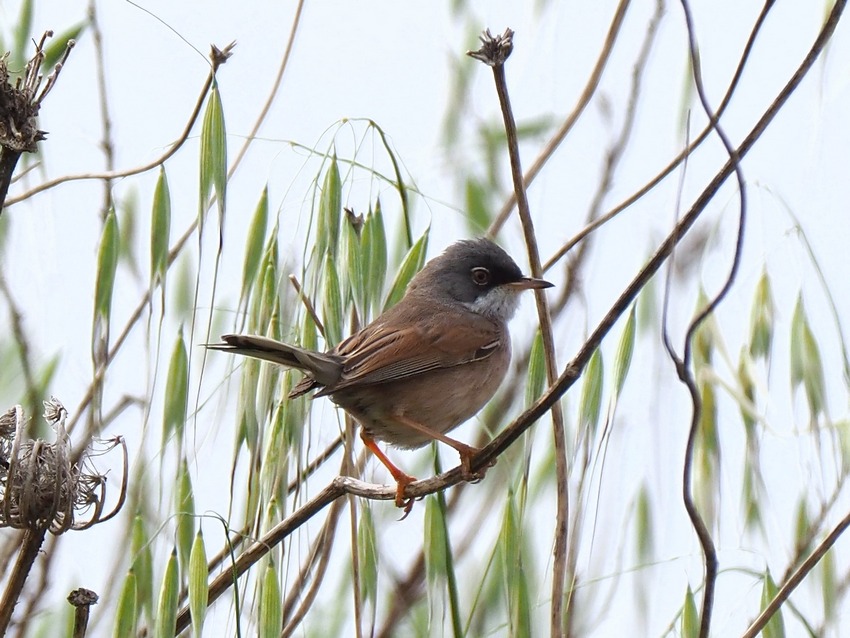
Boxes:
[471,267,491,286]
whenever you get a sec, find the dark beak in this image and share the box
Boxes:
[509,276,554,290]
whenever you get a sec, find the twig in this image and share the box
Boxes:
[542,0,778,274]
[0,528,47,634]
[486,0,631,237]
[468,27,569,636]
[67,588,98,638]
[88,0,116,218]
[659,0,750,635]
[289,274,326,339]
[4,43,235,208]
[0,273,39,421]
[742,508,850,638]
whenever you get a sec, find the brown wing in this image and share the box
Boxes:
[316,309,502,396]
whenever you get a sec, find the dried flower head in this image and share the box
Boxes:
[0,398,127,534]
[0,32,74,153]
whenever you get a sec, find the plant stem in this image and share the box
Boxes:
[0,527,47,634]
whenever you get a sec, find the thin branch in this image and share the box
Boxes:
[289,274,326,339]
[0,528,47,634]
[227,0,305,175]
[88,0,116,219]
[742,508,850,638]
[67,588,98,638]
[468,27,570,637]
[4,43,234,208]
[542,0,778,274]
[486,0,632,237]
[0,273,39,420]
[667,0,750,634]
[174,481,344,634]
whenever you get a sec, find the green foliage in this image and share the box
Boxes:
[634,484,653,562]
[175,456,196,574]
[761,570,786,638]
[464,177,491,234]
[317,155,342,260]
[258,560,282,638]
[163,330,189,445]
[150,167,172,286]
[579,349,603,435]
[384,230,429,310]
[358,504,378,603]
[199,82,228,223]
[681,585,699,638]
[154,549,179,638]
[42,23,86,70]
[525,331,545,406]
[11,0,33,68]
[321,253,343,345]
[94,209,120,320]
[241,186,269,299]
[749,271,774,360]
[613,305,636,397]
[424,496,448,587]
[790,295,827,423]
[188,530,209,638]
[362,200,388,317]
[113,570,138,638]
[500,492,531,638]
[130,515,154,620]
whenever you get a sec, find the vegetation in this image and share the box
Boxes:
[0,1,847,636]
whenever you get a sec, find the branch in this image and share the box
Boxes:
[4,43,235,208]
[468,27,570,635]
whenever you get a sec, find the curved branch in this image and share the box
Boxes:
[4,43,234,208]
[542,0,778,274]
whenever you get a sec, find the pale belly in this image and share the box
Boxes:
[331,343,511,449]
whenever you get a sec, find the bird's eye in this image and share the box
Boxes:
[471,267,491,286]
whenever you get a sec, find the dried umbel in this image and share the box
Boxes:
[0,398,126,534]
[0,31,75,213]
[0,31,74,153]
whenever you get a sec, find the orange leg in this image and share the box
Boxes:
[360,430,417,512]
[392,414,492,481]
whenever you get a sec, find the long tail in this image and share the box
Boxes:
[206,334,341,387]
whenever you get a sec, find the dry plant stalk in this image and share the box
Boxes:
[0,31,75,212]
[0,398,127,633]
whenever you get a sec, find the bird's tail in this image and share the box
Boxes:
[206,334,341,388]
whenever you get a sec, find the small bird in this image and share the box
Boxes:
[208,238,552,511]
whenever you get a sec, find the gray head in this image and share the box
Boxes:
[407,238,553,321]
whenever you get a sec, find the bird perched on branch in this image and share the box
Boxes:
[208,238,552,512]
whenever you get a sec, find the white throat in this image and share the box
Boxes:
[465,286,522,322]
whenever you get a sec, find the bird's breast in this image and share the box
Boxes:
[332,339,511,449]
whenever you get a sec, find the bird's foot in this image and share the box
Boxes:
[394,472,418,518]
[456,444,495,483]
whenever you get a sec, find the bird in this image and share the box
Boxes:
[208,238,553,511]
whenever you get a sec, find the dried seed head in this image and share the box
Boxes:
[0,398,127,534]
[0,32,74,153]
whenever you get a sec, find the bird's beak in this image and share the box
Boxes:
[509,276,554,290]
